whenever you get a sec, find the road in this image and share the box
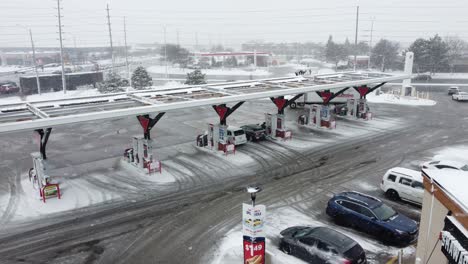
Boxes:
[0,92,466,264]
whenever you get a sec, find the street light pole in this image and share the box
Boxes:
[29,29,41,95]
[56,0,67,94]
[164,26,168,79]
[353,5,359,71]
[123,17,130,85]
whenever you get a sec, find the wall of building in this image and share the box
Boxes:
[415,189,449,264]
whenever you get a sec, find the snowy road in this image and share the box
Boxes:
[0,92,466,263]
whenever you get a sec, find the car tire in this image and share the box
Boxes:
[281,244,292,255]
[386,189,400,201]
[290,102,297,109]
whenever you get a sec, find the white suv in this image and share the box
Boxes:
[226,126,247,145]
[380,167,424,204]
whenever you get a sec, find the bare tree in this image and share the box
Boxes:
[445,36,467,73]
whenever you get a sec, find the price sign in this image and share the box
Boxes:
[243,236,265,264]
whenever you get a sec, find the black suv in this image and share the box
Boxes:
[241,124,266,141]
[280,226,366,264]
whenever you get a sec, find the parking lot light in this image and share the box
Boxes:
[247,186,262,207]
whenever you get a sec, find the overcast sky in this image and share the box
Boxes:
[1,0,467,49]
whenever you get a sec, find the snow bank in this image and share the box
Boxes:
[432,73,468,79]
[367,92,436,106]
[12,173,121,221]
[147,65,272,76]
[0,66,29,73]
[208,207,415,264]
[431,145,468,163]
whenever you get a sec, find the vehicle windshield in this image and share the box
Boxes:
[293,228,313,238]
[372,204,397,221]
[461,165,468,171]
[234,130,244,136]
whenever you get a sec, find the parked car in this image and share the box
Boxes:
[0,82,20,94]
[413,74,432,81]
[420,160,468,171]
[241,124,266,141]
[380,167,423,204]
[226,126,247,145]
[326,191,419,245]
[448,86,460,95]
[280,226,366,264]
[452,91,468,101]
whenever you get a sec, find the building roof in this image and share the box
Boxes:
[423,169,468,213]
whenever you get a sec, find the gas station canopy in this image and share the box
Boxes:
[0,72,409,134]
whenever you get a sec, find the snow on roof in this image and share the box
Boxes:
[423,169,468,212]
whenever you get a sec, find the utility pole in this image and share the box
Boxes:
[163,26,168,79]
[106,3,114,72]
[353,5,359,71]
[368,17,375,69]
[56,0,67,94]
[123,16,130,85]
[29,29,41,95]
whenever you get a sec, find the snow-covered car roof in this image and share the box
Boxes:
[388,167,422,181]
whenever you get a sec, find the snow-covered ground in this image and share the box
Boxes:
[432,73,468,79]
[147,65,272,77]
[367,92,437,106]
[209,206,415,264]
[424,145,468,163]
[0,65,31,73]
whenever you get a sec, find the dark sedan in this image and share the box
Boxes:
[241,124,266,141]
[279,226,367,264]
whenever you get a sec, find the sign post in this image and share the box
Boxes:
[243,186,265,264]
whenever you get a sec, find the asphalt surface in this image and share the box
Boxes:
[0,91,467,264]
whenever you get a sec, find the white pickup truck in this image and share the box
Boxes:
[452,91,468,101]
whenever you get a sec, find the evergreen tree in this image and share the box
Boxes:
[185,69,206,85]
[371,39,399,71]
[408,38,429,73]
[325,36,348,69]
[408,35,450,74]
[98,72,127,93]
[225,56,238,67]
[427,35,450,74]
[131,66,153,90]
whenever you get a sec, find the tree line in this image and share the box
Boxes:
[324,34,467,74]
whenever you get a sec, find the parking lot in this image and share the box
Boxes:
[0,90,467,263]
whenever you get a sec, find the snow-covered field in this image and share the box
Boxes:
[367,92,437,106]
[147,65,272,76]
[432,73,468,79]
